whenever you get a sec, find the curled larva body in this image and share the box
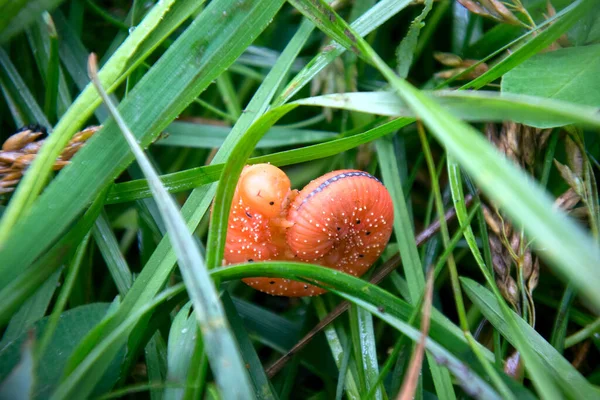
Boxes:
[223,164,394,297]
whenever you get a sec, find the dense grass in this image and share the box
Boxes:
[0,0,599,399]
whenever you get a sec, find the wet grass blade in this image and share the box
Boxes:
[0,0,286,280]
[88,55,254,400]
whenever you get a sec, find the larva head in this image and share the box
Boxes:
[239,164,291,218]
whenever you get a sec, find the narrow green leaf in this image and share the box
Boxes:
[89,54,254,399]
[0,0,286,281]
[0,0,206,246]
[92,212,133,296]
[274,0,413,105]
[164,303,196,400]
[294,90,600,128]
[0,0,66,43]
[106,118,413,204]
[159,121,337,149]
[462,278,599,399]
[356,307,382,400]
[222,293,279,400]
[396,0,432,78]
[214,263,501,400]
[0,48,50,128]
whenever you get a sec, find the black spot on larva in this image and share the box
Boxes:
[248,259,254,262]
[356,219,361,224]
[359,254,364,258]
[245,211,253,218]
[304,285,309,289]
[269,281,275,284]
[337,227,341,231]
[269,201,274,205]
[366,231,371,235]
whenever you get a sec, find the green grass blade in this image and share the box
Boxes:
[314,297,360,400]
[89,55,254,399]
[92,211,133,296]
[462,278,599,399]
[25,14,72,117]
[35,233,92,362]
[159,121,337,149]
[214,262,501,399]
[0,0,206,245]
[222,293,279,400]
[50,285,186,400]
[0,0,66,43]
[0,0,286,280]
[274,0,413,106]
[356,307,382,399]
[107,118,413,204]
[41,13,60,123]
[0,48,50,128]
[164,302,195,400]
[294,91,600,128]
[0,188,107,327]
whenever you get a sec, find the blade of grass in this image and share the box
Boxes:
[92,211,133,296]
[334,335,353,400]
[107,118,413,204]
[294,91,600,128]
[285,1,586,397]
[397,269,433,400]
[221,293,279,400]
[0,187,107,327]
[314,297,361,400]
[25,14,72,117]
[164,302,195,400]
[88,54,253,399]
[564,318,600,349]
[462,278,599,399]
[50,284,186,400]
[0,48,50,128]
[0,0,207,246]
[214,262,501,400]
[158,121,337,149]
[273,0,413,106]
[183,326,207,400]
[41,12,60,123]
[35,233,91,362]
[0,0,66,43]
[356,307,382,399]
[0,0,285,280]
[550,285,576,354]
[0,270,60,348]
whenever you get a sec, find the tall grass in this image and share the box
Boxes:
[0,0,598,399]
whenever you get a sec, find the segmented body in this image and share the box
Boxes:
[223,164,394,296]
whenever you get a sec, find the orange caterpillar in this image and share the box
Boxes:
[224,164,394,296]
